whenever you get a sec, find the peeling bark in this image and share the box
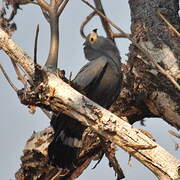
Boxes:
[16,72,180,179]
[111,0,180,129]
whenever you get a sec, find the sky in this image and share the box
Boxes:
[0,1,179,180]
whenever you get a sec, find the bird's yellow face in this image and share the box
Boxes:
[88,31,98,44]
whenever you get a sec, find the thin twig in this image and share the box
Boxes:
[169,130,180,139]
[0,63,18,92]
[82,0,180,91]
[57,0,70,16]
[113,33,129,38]
[41,8,50,22]
[34,24,39,65]
[93,0,113,39]
[10,58,27,86]
[81,0,130,38]
[157,12,180,37]
[148,59,180,91]
[80,11,96,39]
[56,0,64,8]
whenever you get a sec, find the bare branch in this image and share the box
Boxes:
[57,0,70,16]
[0,30,34,76]
[41,8,50,22]
[56,0,64,8]
[157,12,180,37]
[101,139,125,179]
[0,63,18,92]
[34,24,39,65]
[80,11,96,39]
[93,0,113,39]
[37,0,50,12]
[139,42,180,91]
[37,0,70,71]
[81,0,129,38]
[112,33,129,38]
[44,13,59,70]
[10,58,27,86]
[169,130,180,139]
[18,72,180,179]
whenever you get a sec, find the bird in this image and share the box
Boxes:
[48,29,123,170]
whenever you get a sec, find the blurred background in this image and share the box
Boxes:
[0,1,179,179]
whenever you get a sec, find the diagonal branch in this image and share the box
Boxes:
[0,63,18,92]
[37,0,50,12]
[80,11,96,39]
[10,58,27,86]
[157,12,180,37]
[82,0,129,38]
[93,0,113,39]
[20,72,180,180]
[57,0,70,16]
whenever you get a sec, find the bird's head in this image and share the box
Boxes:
[83,29,118,61]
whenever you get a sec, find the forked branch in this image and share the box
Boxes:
[57,0,69,16]
[93,0,113,39]
[36,0,69,71]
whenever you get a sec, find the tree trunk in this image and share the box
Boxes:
[111,0,180,129]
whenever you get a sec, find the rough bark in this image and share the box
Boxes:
[17,72,180,180]
[111,0,180,129]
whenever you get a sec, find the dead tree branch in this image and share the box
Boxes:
[0,63,18,92]
[157,12,180,37]
[93,0,113,39]
[169,130,180,139]
[81,0,129,38]
[19,72,180,179]
[0,28,179,179]
[80,11,96,39]
[34,24,39,64]
[57,0,69,16]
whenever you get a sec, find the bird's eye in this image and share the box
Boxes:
[90,37,94,42]
[89,32,97,44]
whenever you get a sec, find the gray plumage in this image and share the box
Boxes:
[74,33,122,108]
[48,31,122,169]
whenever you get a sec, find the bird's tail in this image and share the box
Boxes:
[48,113,86,169]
